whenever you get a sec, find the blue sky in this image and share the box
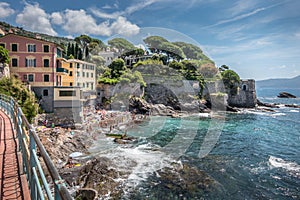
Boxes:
[0,0,300,80]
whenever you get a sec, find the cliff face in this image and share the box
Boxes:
[96,78,257,112]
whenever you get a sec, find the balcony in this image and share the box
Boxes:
[56,67,69,75]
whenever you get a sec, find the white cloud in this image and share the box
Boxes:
[207,2,286,28]
[110,16,140,36]
[50,12,64,25]
[227,0,257,16]
[61,9,139,37]
[16,3,57,36]
[0,2,15,18]
[90,0,159,19]
[62,9,111,36]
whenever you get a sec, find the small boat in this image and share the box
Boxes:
[105,133,125,139]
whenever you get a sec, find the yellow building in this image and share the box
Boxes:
[62,58,75,87]
[68,59,96,91]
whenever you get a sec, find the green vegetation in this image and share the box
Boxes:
[0,76,38,123]
[108,38,135,53]
[221,69,240,95]
[0,46,9,64]
[98,58,146,87]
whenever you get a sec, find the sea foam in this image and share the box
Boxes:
[269,156,300,177]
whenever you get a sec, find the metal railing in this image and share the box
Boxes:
[0,94,73,200]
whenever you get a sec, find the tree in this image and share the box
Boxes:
[122,48,145,57]
[143,36,169,53]
[74,35,92,59]
[158,42,185,61]
[108,38,135,53]
[0,46,9,65]
[108,58,127,78]
[144,36,186,62]
[0,76,38,123]
[172,41,203,60]
[71,43,75,58]
[199,63,219,78]
[75,43,79,59]
[219,64,229,72]
[221,69,240,95]
[67,43,71,57]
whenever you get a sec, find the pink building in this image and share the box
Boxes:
[0,34,82,116]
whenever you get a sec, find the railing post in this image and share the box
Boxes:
[55,181,63,200]
[29,128,37,200]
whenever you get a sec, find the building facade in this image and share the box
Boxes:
[0,34,96,120]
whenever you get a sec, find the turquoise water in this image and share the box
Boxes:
[90,88,300,199]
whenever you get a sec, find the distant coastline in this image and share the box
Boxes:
[256,75,300,89]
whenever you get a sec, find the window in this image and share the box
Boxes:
[82,72,85,77]
[43,89,48,96]
[44,59,49,67]
[11,44,18,52]
[28,74,34,82]
[77,83,80,87]
[0,43,5,48]
[91,73,93,78]
[91,83,94,90]
[44,74,50,82]
[83,83,85,88]
[27,44,36,52]
[70,82,73,86]
[87,72,89,78]
[23,75,27,80]
[70,63,73,68]
[69,71,73,76]
[43,45,49,52]
[59,90,76,96]
[77,72,80,77]
[77,63,80,68]
[25,58,36,67]
[87,83,89,88]
[12,58,18,67]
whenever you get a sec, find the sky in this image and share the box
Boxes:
[0,0,300,80]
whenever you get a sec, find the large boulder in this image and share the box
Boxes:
[129,96,151,114]
[278,92,296,98]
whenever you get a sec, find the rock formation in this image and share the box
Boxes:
[278,92,296,98]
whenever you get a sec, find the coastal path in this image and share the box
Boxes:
[0,109,30,199]
[0,94,73,200]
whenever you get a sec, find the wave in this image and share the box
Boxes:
[269,156,300,177]
[97,144,178,195]
[289,109,299,113]
[271,113,286,117]
[243,110,286,117]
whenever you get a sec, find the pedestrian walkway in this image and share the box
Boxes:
[0,109,30,200]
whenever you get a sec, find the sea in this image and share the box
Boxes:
[89,88,300,199]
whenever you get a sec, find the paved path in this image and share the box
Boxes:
[0,110,30,200]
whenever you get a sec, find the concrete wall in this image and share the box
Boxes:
[32,86,54,113]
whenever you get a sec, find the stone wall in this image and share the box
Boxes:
[203,79,257,108]
[53,107,82,124]
[227,79,257,108]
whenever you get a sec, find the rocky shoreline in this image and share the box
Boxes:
[34,99,299,199]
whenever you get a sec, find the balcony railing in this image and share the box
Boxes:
[56,67,69,74]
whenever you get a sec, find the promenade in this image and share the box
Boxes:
[0,110,30,200]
